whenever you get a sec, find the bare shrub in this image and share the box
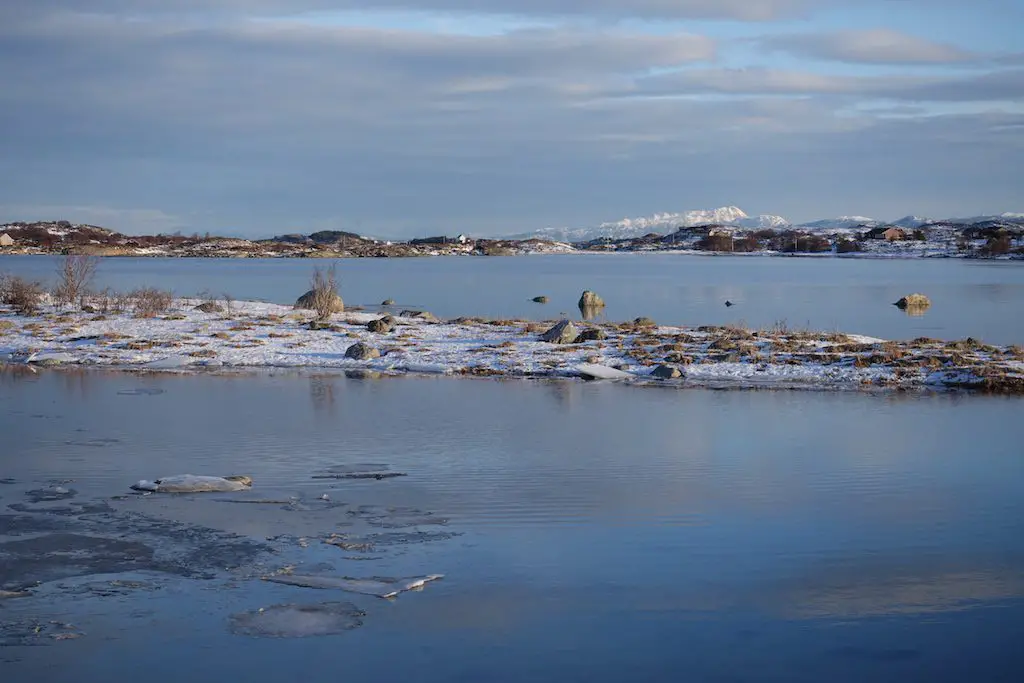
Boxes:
[309,264,340,321]
[54,254,99,307]
[131,287,174,318]
[1,275,45,315]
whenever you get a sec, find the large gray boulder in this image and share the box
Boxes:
[574,328,607,343]
[540,319,579,344]
[651,364,683,380]
[367,315,395,333]
[294,290,345,313]
[578,290,605,309]
[345,342,380,360]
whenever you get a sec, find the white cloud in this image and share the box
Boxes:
[756,28,977,64]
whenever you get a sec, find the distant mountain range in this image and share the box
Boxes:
[509,208,1024,243]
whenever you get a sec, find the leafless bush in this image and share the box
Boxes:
[1,275,45,315]
[53,254,99,307]
[130,287,174,318]
[309,264,340,321]
[222,292,235,314]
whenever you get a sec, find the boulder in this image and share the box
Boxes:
[578,290,605,309]
[532,296,549,304]
[894,293,931,309]
[194,301,223,313]
[294,290,345,313]
[382,298,395,306]
[540,319,579,344]
[651,364,683,380]
[367,315,395,333]
[345,342,381,360]
[574,328,607,343]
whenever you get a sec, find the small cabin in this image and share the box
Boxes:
[0,233,14,247]
[866,226,907,241]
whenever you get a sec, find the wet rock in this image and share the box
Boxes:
[651,364,683,379]
[366,315,395,334]
[540,319,579,344]
[294,290,345,313]
[574,328,607,343]
[194,301,223,313]
[344,342,380,361]
[894,293,931,309]
[532,296,549,303]
[324,530,459,553]
[578,290,605,309]
[381,298,395,306]
[229,602,365,638]
[344,369,383,379]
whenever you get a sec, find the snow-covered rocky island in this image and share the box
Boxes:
[2,291,1022,394]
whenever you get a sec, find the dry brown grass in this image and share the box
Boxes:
[1,275,44,315]
[130,288,174,318]
[308,264,340,322]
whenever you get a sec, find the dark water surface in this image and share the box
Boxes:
[1,369,1023,682]
[2,254,1022,344]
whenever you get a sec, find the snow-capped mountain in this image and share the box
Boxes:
[515,207,791,243]
[798,216,881,230]
[735,214,791,230]
[892,215,934,229]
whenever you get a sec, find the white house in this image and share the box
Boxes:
[0,233,14,247]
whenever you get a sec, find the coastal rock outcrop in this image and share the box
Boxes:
[578,290,605,309]
[895,293,931,309]
[294,290,344,313]
[540,319,579,344]
[345,342,380,360]
[532,296,549,303]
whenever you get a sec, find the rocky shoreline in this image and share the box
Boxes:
[2,297,1022,394]
[2,219,1022,260]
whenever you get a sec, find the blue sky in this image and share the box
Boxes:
[0,0,1021,238]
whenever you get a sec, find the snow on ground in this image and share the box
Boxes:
[1,299,1021,393]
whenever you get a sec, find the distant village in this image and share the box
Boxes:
[1,218,1022,259]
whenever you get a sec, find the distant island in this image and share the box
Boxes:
[1,214,1022,259]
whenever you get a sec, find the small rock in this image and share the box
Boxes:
[81,304,97,313]
[540,319,580,344]
[194,301,223,313]
[578,290,605,309]
[532,296,549,304]
[651,364,683,380]
[345,343,381,360]
[381,299,395,306]
[633,317,657,327]
[307,320,335,331]
[367,316,395,334]
[725,300,734,307]
[894,293,931,309]
[574,328,607,343]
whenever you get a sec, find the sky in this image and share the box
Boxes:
[0,1,1022,238]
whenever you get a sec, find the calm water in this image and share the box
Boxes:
[2,254,1023,344]
[2,370,1023,682]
